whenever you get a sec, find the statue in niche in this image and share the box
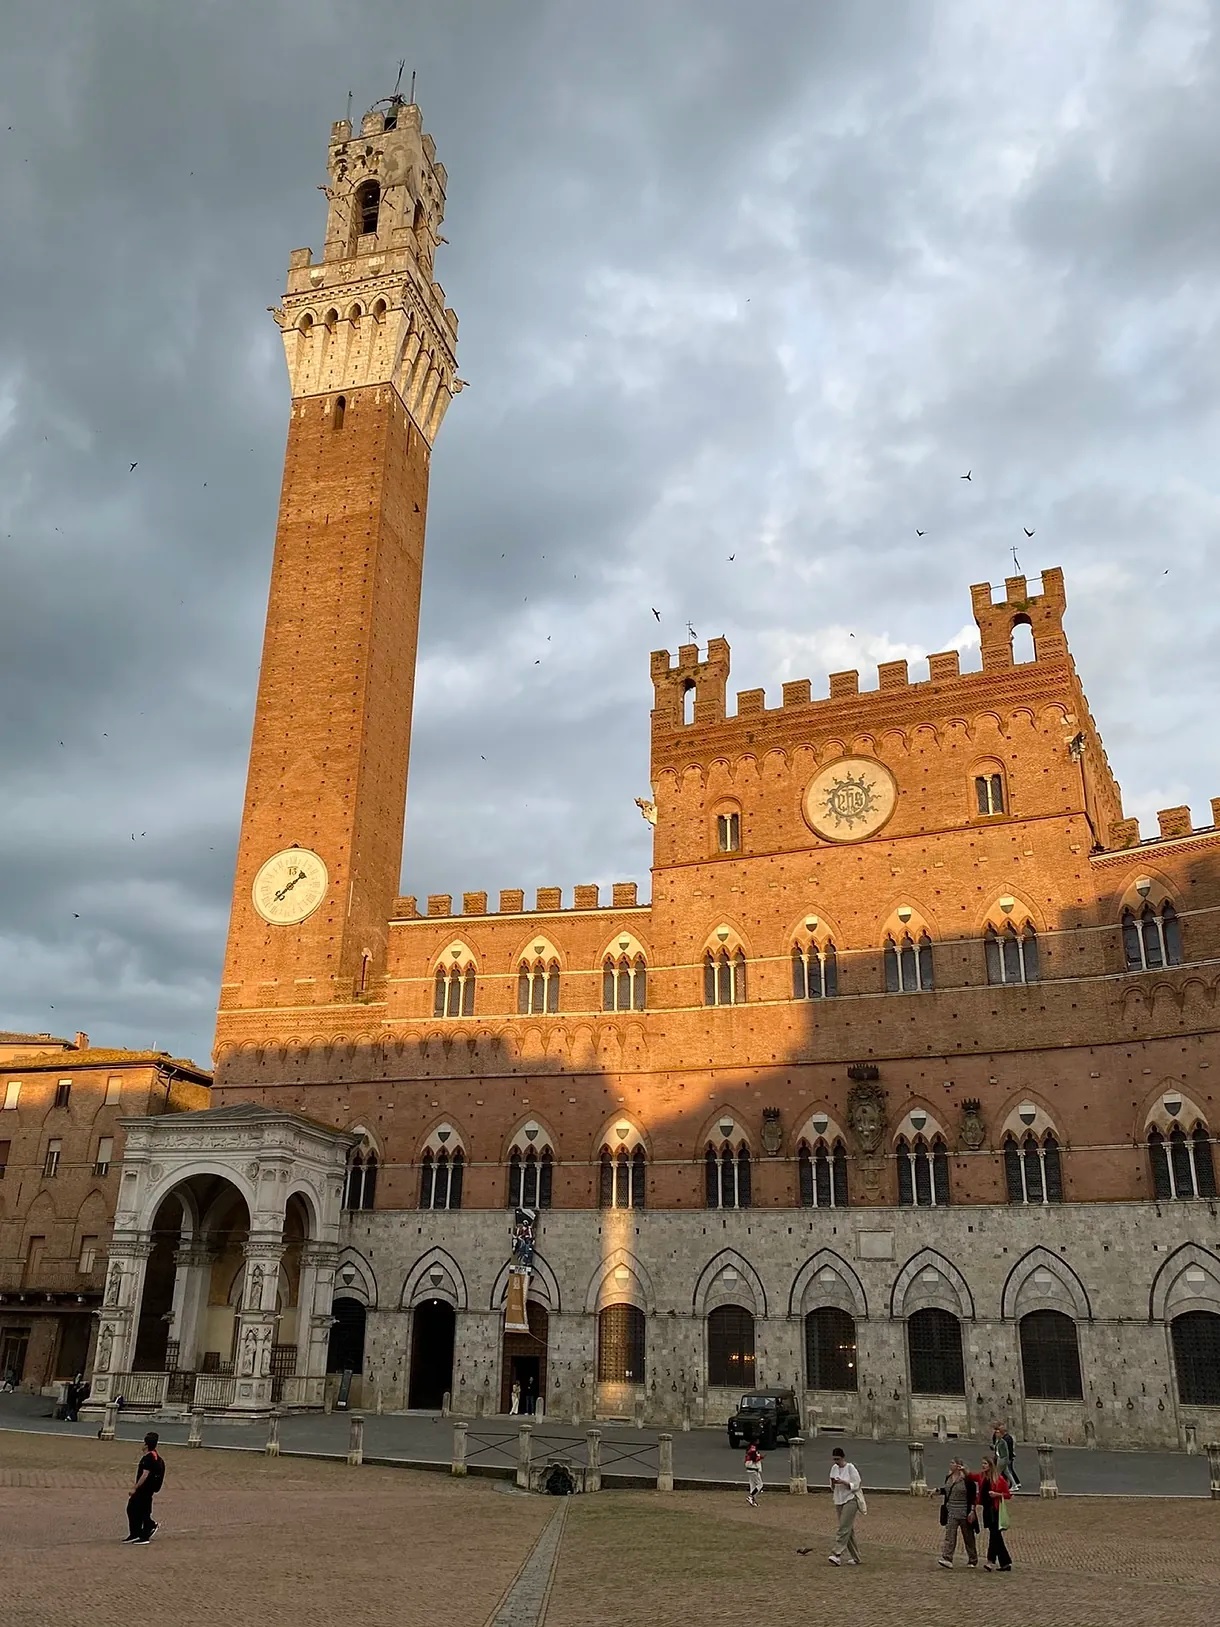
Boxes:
[105,1266,122,1306]
[96,1326,113,1372]
[847,1081,887,1154]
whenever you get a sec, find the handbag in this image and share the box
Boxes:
[855,1491,867,1516]
[939,1502,948,1527]
[998,1498,1011,1532]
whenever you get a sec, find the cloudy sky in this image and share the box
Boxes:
[2,1,1219,1066]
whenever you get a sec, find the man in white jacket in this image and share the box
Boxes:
[827,1447,863,1565]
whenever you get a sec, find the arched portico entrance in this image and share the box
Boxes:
[501,1301,549,1415]
[408,1299,455,1410]
[85,1104,351,1417]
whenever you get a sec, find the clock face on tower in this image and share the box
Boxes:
[251,847,329,925]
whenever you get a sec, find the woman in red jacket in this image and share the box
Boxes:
[977,1452,1013,1571]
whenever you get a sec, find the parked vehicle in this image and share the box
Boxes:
[726,1388,801,1449]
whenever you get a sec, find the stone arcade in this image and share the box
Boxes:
[92,95,1220,1444]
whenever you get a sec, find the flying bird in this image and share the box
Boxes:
[916,530,924,537]
[961,470,971,481]
[129,462,138,472]
[728,554,735,561]
[651,608,661,620]
[1023,527,1034,538]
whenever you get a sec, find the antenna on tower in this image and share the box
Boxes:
[393,59,406,97]
[410,69,416,104]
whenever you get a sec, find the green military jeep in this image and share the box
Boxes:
[726,1388,801,1450]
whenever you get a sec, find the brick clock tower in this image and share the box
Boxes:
[217,99,460,1045]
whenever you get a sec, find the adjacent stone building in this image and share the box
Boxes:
[87,96,1220,1446]
[0,1033,210,1390]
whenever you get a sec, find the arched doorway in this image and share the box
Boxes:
[408,1299,455,1409]
[327,1297,366,1375]
[501,1300,548,1414]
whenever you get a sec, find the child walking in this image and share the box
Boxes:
[745,1441,764,1506]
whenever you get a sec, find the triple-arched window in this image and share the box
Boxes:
[985,923,1039,985]
[1123,902,1182,970]
[792,941,838,999]
[434,961,476,1017]
[342,1145,378,1211]
[1003,1132,1063,1204]
[896,1136,950,1206]
[508,1145,554,1210]
[518,957,560,1015]
[798,1139,849,1208]
[1148,1125,1216,1200]
[419,1148,464,1210]
[705,1141,752,1209]
[884,933,934,993]
[599,1145,647,1209]
[603,954,647,1012]
[704,948,747,1006]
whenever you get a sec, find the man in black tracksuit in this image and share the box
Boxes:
[123,1432,165,1544]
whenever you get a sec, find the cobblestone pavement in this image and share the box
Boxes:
[547,1490,1220,1627]
[6,1432,1218,1627]
[2,1431,551,1627]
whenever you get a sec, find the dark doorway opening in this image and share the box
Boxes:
[56,1316,93,1381]
[408,1299,455,1410]
[500,1301,548,1413]
[1,1327,30,1386]
[327,1297,367,1374]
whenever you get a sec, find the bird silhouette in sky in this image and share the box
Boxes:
[728,554,735,561]
[1024,527,1034,537]
[129,462,138,472]
[916,530,925,537]
[961,470,971,481]
[652,608,661,620]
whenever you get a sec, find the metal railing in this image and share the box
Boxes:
[191,1374,237,1411]
[111,1372,169,1410]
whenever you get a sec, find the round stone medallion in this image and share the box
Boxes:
[803,757,897,842]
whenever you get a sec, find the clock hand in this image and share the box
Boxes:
[272,868,307,903]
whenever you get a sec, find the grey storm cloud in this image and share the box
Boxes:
[1,0,1218,1064]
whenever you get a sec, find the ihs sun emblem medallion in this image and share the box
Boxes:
[822,771,879,830]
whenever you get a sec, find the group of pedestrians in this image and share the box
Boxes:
[743,1421,1020,1573]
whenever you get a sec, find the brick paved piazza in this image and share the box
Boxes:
[4,1433,1218,1627]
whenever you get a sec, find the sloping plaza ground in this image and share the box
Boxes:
[3,1430,1218,1627]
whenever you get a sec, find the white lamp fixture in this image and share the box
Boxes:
[1135,877,1152,899]
[1018,1103,1037,1126]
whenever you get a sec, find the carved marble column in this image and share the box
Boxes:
[228,1233,286,1414]
[167,1240,217,1371]
[82,1236,155,1412]
[293,1241,339,1407]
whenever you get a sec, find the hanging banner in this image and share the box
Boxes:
[504,1270,530,1333]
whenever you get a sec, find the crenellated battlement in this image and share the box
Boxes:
[1106,798,1220,851]
[392,881,647,922]
[651,570,1075,741]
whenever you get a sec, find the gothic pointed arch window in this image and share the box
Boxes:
[792,938,838,1000]
[342,1132,379,1211]
[705,1124,751,1210]
[1171,1312,1220,1405]
[1003,1130,1062,1204]
[797,1137,849,1208]
[1148,1121,1216,1200]
[707,1305,755,1387]
[805,1307,858,1391]
[704,934,747,1006]
[434,948,477,1018]
[598,1124,647,1209]
[518,950,560,1014]
[419,1127,465,1211]
[896,1130,950,1207]
[884,931,934,993]
[1122,901,1183,970]
[597,1304,646,1384]
[506,1123,554,1210]
[907,1307,965,1395]
[985,922,1040,985]
[1019,1309,1083,1400]
[974,770,1006,815]
[602,938,647,1011]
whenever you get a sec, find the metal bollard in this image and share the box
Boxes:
[187,1407,203,1448]
[681,1393,692,1433]
[516,1422,533,1490]
[908,1440,926,1495]
[265,1412,281,1457]
[452,1421,468,1477]
[585,1428,602,1493]
[657,1432,674,1493]
[100,1402,118,1442]
[1206,1441,1220,1500]
[347,1413,364,1467]
[1037,1441,1058,1498]
[807,1408,820,1440]
[1183,1422,1197,1455]
[788,1434,807,1495]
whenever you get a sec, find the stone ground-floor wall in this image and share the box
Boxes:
[337,1201,1220,1449]
[0,1312,96,1393]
